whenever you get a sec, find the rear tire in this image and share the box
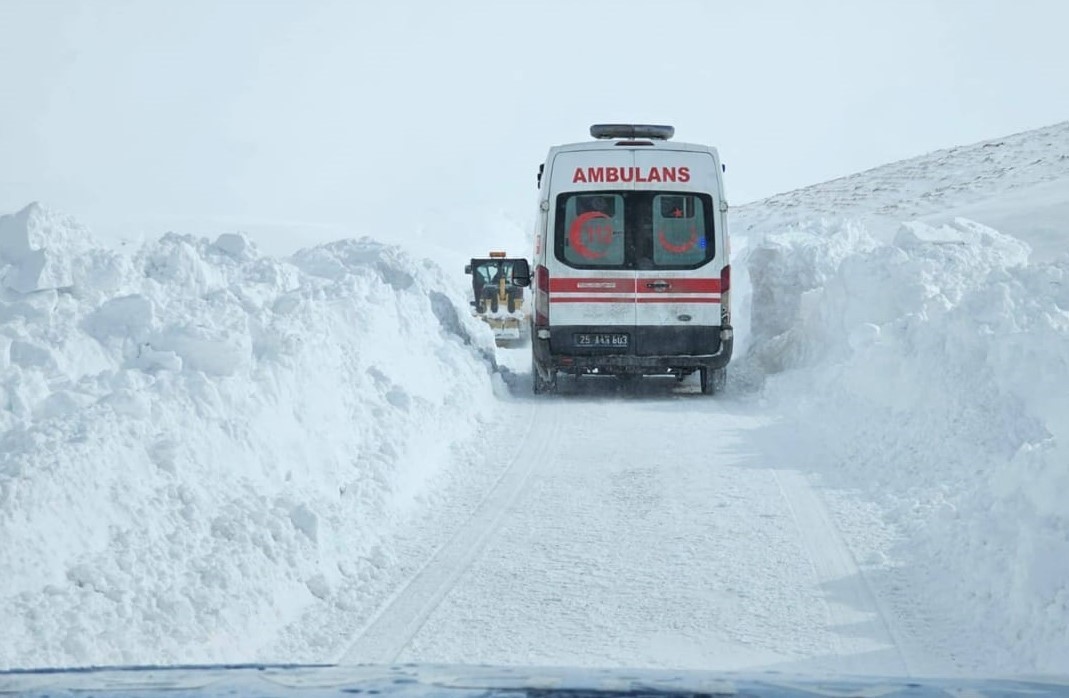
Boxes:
[483,287,498,313]
[699,367,726,395]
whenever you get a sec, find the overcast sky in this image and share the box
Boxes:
[2,0,1068,253]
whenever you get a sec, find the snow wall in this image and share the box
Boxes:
[0,203,500,668]
[745,215,1069,673]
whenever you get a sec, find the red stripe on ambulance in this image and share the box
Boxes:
[636,278,721,293]
[551,277,720,294]
[549,278,636,292]
[553,296,721,304]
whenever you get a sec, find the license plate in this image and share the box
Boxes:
[574,333,629,347]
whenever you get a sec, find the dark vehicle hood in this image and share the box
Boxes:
[1,663,1067,697]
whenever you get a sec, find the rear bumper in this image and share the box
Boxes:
[533,325,733,375]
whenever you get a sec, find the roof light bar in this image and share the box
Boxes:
[590,124,674,140]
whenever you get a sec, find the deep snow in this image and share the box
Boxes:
[0,203,501,668]
[734,121,1069,673]
[742,216,1069,673]
[1,120,1067,675]
[734,120,1069,262]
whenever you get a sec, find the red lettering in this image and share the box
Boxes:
[573,165,690,185]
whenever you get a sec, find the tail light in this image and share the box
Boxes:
[720,264,731,325]
[535,264,550,327]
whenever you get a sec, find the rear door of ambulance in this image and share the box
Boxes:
[631,148,725,356]
[545,148,636,354]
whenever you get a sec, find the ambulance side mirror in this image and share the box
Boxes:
[464,264,472,274]
[512,259,531,287]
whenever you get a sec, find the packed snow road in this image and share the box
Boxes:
[340,353,910,675]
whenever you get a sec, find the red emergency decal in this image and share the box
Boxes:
[568,211,614,259]
[572,166,691,184]
[657,227,699,254]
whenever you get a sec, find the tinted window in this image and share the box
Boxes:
[471,260,519,285]
[554,191,714,270]
[559,193,626,267]
[652,194,708,266]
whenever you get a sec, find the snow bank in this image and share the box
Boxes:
[745,215,1069,673]
[736,120,1069,262]
[0,203,499,669]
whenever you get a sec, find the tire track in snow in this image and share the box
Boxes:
[391,385,887,670]
[338,399,560,664]
[340,373,916,672]
[772,468,913,676]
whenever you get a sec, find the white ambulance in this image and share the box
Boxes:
[518,124,733,394]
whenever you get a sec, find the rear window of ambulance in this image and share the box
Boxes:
[554,191,714,270]
[652,194,708,267]
[559,193,626,267]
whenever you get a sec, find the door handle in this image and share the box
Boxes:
[646,281,671,291]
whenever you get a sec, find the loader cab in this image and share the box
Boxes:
[465,252,531,345]
[530,124,733,394]
[465,252,530,312]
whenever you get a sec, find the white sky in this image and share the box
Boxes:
[2,0,1068,253]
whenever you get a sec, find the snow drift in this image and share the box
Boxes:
[735,121,1069,674]
[744,214,1069,673]
[0,203,499,669]
[736,120,1069,262]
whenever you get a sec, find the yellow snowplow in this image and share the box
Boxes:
[465,251,529,345]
